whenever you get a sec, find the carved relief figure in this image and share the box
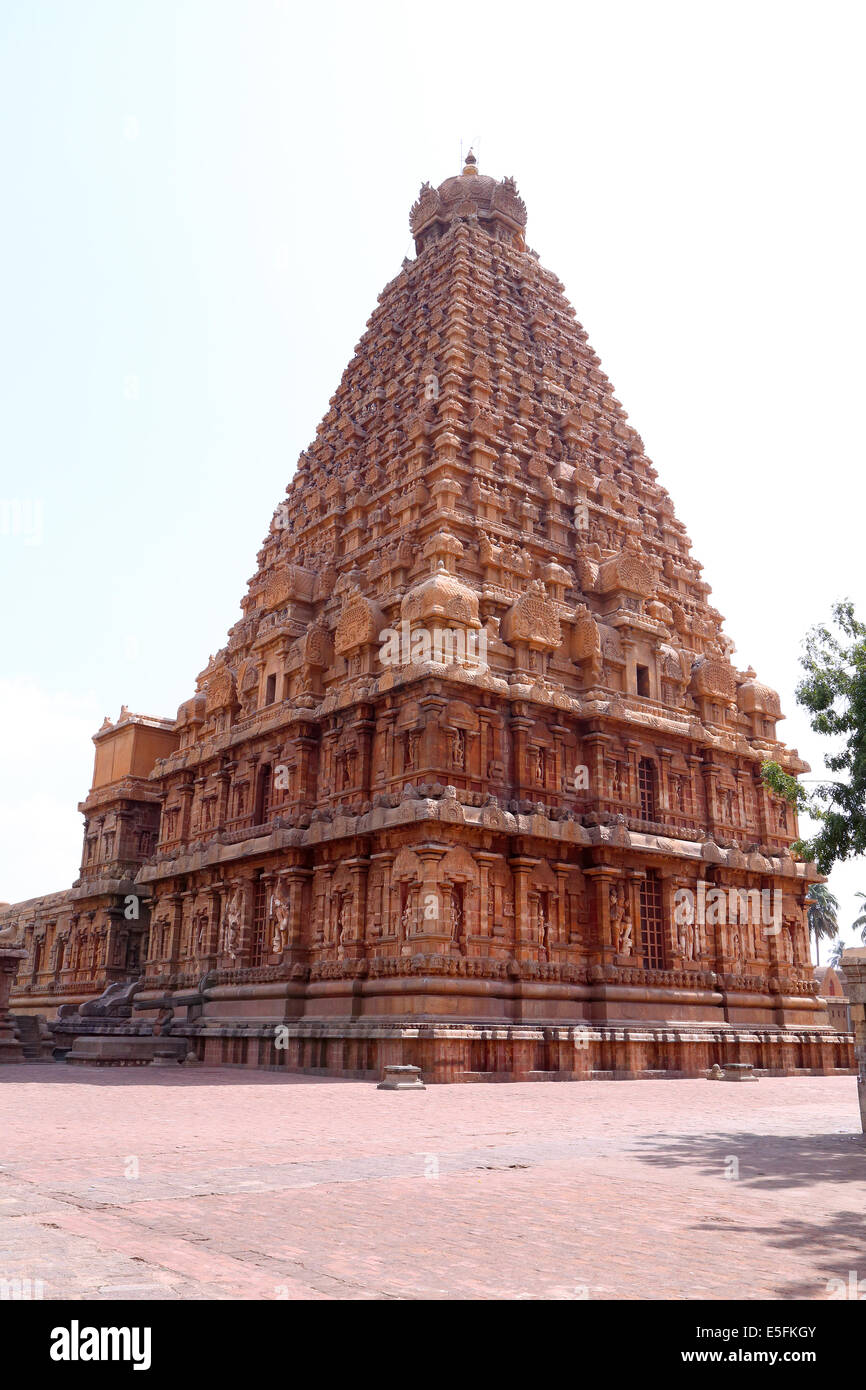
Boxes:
[610,881,633,955]
[538,897,549,953]
[269,882,291,954]
[337,894,351,944]
[194,910,209,957]
[617,920,633,957]
[449,884,463,943]
[678,916,696,962]
[404,731,420,771]
[401,897,414,938]
[222,886,244,961]
[451,728,465,770]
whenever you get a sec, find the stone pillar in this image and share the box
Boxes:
[369,850,394,944]
[551,723,568,794]
[687,755,703,823]
[755,768,773,842]
[585,865,617,964]
[413,844,450,950]
[353,717,375,796]
[553,861,571,950]
[295,734,319,808]
[285,867,313,953]
[178,777,195,842]
[204,885,222,964]
[583,732,611,806]
[509,855,540,960]
[658,747,674,813]
[0,948,27,1063]
[216,766,234,829]
[510,711,533,799]
[318,867,334,948]
[419,695,446,776]
[344,856,370,958]
[839,948,866,1134]
[702,756,719,831]
[474,852,498,940]
[625,740,641,811]
[103,907,125,980]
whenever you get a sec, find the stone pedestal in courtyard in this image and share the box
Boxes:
[0,949,27,1062]
[840,948,866,1133]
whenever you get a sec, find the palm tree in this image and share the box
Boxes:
[853,891,866,944]
[806,884,839,965]
[828,939,845,969]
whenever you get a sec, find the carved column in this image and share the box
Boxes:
[419,695,446,777]
[474,851,498,941]
[204,885,222,964]
[352,716,375,798]
[165,893,185,969]
[216,765,234,829]
[510,710,533,799]
[509,855,540,961]
[344,856,370,958]
[368,850,394,945]
[285,867,313,954]
[413,843,450,950]
[553,861,571,951]
[177,778,195,843]
[584,732,611,805]
[625,740,641,812]
[687,755,704,824]
[658,747,675,814]
[702,756,720,832]
[551,724,568,795]
[317,867,334,949]
[585,865,618,965]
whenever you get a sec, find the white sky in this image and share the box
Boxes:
[1,0,864,953]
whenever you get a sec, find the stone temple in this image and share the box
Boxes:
[0,155,853,1080]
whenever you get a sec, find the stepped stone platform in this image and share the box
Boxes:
[51,1014,852,1082]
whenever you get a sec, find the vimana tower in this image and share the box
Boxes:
[1,156,852,1079]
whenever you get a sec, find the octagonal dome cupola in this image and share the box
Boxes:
[409,151,528,254]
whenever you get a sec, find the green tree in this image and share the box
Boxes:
[828,938,845,968]
[805,883,839,965]
[761,600,866,875]
[853,891,866,945]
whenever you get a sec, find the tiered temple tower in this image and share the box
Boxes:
[3,156,852,1079]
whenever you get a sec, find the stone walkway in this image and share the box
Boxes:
[0,1066,863,1300]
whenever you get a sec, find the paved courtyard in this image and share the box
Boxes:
[0,1066,863,1300]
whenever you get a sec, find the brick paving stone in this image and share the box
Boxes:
[0,1066,863,1300]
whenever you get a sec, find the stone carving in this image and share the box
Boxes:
[269,882,291,954]
[205,668,236,714]
[221,886,244,961]
[334,589,385,655]
[610,882,633,957]
[194,910,209,956]
[501,580,561,648]
[0,920,23,947]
